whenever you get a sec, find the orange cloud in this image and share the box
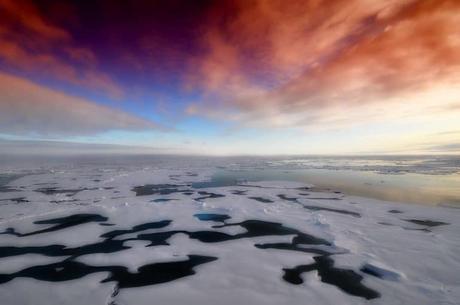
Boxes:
[0,72,162,136]
[0,0,122,98]
[188,0,460,129]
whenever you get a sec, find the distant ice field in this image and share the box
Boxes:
[0,156,459,305]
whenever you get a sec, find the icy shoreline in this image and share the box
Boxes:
[0,166,459,305]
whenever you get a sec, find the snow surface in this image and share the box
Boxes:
[0,162,459,305]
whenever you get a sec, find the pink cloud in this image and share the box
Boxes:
[0,0,122,98]
[187,0,460,129]
[0,72,163,136]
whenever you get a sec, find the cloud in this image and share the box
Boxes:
[435,130,460,136]
[187,0,460,130]
[0,72,163,136]
[425,143,460,152]
[0,139,175,156]
[0,0,122,98]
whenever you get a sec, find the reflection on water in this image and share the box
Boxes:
[194,169,460,206]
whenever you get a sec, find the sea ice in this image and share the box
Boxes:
[0,161,458,305]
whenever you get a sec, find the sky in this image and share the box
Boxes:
[0,0,459,155]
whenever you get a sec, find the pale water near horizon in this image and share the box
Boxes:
[193,168,460,207]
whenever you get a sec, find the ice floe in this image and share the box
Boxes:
[0,161,458,305]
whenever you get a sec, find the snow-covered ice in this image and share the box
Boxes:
[0,160,459,305]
